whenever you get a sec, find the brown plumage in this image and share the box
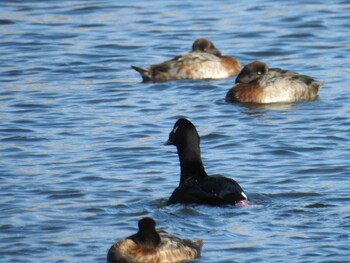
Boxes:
[225,61,324,103]
[107,217,203,263]
[131,38,241,82]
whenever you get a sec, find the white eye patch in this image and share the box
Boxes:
[173,125,179,134]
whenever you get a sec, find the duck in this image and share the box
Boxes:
[131,38,241,82]
[225,61,324,103]
[107,217,203,263]
[165,118,247,206]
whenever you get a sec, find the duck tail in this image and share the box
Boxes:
[131,65,151,82]
[313,81,325,93]
[182,238,203,256]
[308,81,324,100]
[192,239,203,256]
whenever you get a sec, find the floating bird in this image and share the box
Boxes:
[107,217,202,263]
[225,61,324,103]
[132,38,241,82]
[165,118,247,206]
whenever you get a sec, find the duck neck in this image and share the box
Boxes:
[177,145,207,184]
[134,229,160,249]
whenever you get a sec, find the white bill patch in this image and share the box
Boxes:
[241,192,248,200]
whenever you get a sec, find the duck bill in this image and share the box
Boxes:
[212,47,222,57]
[164,140,173,145]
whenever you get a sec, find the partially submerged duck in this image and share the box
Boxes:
[107,217,203,263]
[225,61,324,103]
[165,118,247,206]
[132,38,241,82]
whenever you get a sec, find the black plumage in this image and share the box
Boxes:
[165,118,247,206]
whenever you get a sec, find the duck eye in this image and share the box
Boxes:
[257,71,262,75]
[173,126,179,134]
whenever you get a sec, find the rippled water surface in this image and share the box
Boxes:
[1,0,350,262]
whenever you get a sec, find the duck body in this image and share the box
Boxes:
[168,175,247,206]
[132,38,241,82]
[165,118,247,206]
[225,61,324,103]
[107,217,202,263]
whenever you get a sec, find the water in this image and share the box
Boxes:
[1,0,350,262]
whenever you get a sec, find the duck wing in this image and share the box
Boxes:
[167,180,225,205]
[269,68,315,85]
[168,177,246,206]
[201,176,247,204]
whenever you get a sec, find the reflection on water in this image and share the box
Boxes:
[235,102,297,111]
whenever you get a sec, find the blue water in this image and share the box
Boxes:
[1,0,350,262]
